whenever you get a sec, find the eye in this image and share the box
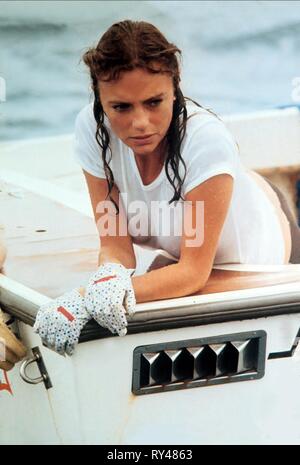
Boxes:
[111,99,163,112]
[147,99,163,107]
[112,103,131,112]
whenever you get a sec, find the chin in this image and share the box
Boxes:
[130,142,159,154]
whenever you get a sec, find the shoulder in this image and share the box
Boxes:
[179,101,240,194]
[182,100,239,164]
[74,103,97,148]
[184,100,236,146]
[75,102,94,127]
[75,101,112,136]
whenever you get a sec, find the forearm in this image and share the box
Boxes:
[80,262,206,303]
[132,262,206,303]
[98,245,136,269]
[99,247,196,302]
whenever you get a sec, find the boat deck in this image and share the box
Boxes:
[2,179,300,301]
[1,106,300,325]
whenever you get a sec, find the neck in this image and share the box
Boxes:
[134,138,167,168]
[133,139,167,185]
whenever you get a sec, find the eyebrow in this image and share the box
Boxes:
[108,92,166,105]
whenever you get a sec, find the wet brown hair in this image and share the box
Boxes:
[81,19,218,213]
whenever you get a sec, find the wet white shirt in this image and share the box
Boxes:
[73,100,285,265]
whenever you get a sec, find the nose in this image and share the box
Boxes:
[130,106,149,133]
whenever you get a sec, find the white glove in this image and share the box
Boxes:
[84,263,136,337]
[33,289,91,356]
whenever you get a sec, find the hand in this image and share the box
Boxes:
[0,311,27,371]
[84,263,136,336]
[33,288,91,356]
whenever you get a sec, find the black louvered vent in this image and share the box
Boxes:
[132,330,266,395]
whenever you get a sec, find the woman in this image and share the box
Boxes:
[34,20,299,356]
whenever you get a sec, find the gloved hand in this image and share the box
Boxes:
[33,288,91,356]
[84,262,136,337]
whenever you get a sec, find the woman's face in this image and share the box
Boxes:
[98,66,175,157]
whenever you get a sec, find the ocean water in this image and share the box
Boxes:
[1,0,300,141]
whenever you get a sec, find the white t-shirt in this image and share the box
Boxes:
[73,100,285,265]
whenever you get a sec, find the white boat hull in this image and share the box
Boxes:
[0,309,299,445]
[1,106,300,445]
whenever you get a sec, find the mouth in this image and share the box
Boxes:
[131,134,155,140]
[130,134,156,145]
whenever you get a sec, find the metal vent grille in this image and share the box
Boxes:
[132,330,266,395]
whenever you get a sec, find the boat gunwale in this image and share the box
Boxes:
[1,273,300,341]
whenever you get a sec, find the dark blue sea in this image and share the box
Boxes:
[1,0,300,141]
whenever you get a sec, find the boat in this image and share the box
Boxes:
[0,105,300,445]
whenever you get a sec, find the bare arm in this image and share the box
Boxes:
[83,169,136,269]
[131,174,234,302]
[83,171,233,303]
